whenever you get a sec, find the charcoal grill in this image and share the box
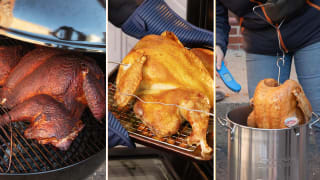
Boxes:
[108,70,213,161]
[0,36,106,179]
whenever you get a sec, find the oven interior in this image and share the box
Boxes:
[187,0,213,31]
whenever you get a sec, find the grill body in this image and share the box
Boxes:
[0,150,105,180]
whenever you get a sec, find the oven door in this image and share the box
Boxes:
[109,146,213,180]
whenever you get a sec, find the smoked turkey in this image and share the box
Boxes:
[248,78,312,129]
[0,47,105,150]
[0,46,27,86]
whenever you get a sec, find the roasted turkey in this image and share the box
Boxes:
[190,48,214,77]
[114,32,213,155]
[248,78,312,129]
[0,47,105,150]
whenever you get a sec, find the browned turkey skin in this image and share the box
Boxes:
[248,79,312,129]
[0,47,106,150]
[0,46,27,86]
[0,95,85,150]
[115,32,213,156]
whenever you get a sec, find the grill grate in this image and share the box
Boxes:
[108,83,213,152]
[0,106,106,174]
[0,36,106,173]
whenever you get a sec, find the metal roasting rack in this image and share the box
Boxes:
[108,82,214,160]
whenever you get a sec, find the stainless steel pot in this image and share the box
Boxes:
[218,105,320,180]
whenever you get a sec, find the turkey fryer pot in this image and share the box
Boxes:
[218,105,320,180]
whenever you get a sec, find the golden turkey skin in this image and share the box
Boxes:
[248,79,312,129]
[114,31,213,156]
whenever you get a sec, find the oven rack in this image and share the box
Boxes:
[108,83,214,160]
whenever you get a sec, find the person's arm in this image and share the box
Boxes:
[108,0,143,28]
[109,0,213,47]
[108,112,136,148]
[216,0,230,70]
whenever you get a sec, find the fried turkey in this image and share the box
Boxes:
[248,79,312,129]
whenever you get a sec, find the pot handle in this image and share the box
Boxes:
[217,117,232,130]
[217,117,236,139]
[309,112,320,129]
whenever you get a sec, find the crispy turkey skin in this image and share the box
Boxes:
[115,32,213,156]
[248,78,312,129]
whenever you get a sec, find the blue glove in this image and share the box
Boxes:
[108,112,135,148]
[121,0,213,47]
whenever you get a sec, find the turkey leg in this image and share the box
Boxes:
[179,95,212,155]
[0,94,84,150]
[133,88,212,156]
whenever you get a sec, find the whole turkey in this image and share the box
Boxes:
[0,47,106,150]
[248,78,312,129]
[114,32,213,156]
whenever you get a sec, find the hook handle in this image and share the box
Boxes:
[309,112,320,129]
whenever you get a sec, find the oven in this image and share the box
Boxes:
[0,0,106,179]
[108,0,213,179]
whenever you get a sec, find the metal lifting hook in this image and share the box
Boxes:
[276,52,285,85]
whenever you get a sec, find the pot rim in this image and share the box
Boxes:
[225,105,318,131]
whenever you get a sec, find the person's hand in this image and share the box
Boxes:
[216,45,225,77]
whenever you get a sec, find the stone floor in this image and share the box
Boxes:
[85,161,106,180]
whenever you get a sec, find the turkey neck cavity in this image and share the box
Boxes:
[264,79,279,88]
